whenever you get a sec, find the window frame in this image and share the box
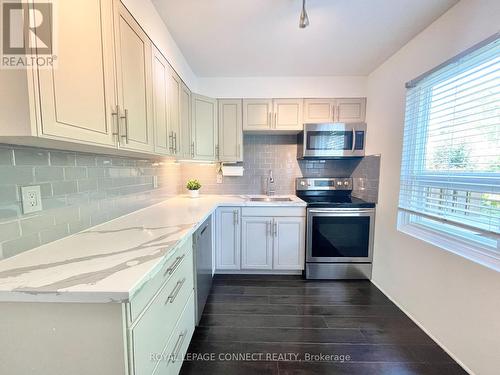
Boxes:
[397,34,500,272]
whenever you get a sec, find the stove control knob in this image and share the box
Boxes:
[336,181,342,186]
[344,181,350,186]
[300,181,306,186]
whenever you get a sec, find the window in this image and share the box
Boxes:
[398,35,500,271]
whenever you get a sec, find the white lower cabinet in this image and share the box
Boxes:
[153,292,195,375]
[233,208,306,272]
[273,217,306,270]
[241,216,274,270]
[216,208,241,270]
[130,250,194,375]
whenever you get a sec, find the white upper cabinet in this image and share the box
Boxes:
[218,99,243,162]
[336,98,367,123]
[114,1,154,152]
[216,208,241,271]
[242,99,273,131]
[152,46,169,155]
[273,217,305,270]
[243,99,303,133]
[304,98,366,123]
[167,67,182,157]
[192,94,218,161]
[273,99,303,131]
[179,83,192,160]
[37,0,117,147]
[303,99,336,123]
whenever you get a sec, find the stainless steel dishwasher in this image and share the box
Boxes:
[193,215,213,324]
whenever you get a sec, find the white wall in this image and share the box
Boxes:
[197,76,367,98]
[366,1,500,374]
[121,0,198,90]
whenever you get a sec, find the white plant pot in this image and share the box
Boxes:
[188,190,200,198]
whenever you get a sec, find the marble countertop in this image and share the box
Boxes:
[0,194,305,303]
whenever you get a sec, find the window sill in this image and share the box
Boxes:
[397,214,500,273]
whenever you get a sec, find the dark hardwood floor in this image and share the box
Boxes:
[180,275,466,375]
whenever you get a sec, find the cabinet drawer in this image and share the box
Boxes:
[131,250,194,375]
[153,291,195,375]
[130,236,192,322]
[241,207,305,217]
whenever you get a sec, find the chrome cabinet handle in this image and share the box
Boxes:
[119,109,129,144]
[215,144,219,158]
[169,132,173,154]
[268,112,272,128]
[236,144,241,158]
[233,210,239,225]
[274,112,277,128]
[191,142,195,157]
[169,329,187,363]
[273,222,278,237]
[173,132,178,154]
[166,278,186,304]
[164,254,185,276]
[351,129,356,152]
[111,105,120,141]
[331,104,335,122]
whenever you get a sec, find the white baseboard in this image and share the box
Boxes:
[370,279,474,375]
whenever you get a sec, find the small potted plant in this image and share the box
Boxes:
[186,179,202,198]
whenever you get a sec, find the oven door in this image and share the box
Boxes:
[302,123,366,158]
[306,208,375,263]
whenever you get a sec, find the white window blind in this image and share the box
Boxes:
[398,34,500,269]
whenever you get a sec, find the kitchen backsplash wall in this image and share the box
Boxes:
[182,135,301,195]
[352,155,381,203]
[0,144,180,259]
[181,135,380,199]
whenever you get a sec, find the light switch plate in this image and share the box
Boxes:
[21,185,42,214]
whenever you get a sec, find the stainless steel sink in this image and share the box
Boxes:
[248,197,293,202]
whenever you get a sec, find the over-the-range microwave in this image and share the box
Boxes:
[297,122,366,159]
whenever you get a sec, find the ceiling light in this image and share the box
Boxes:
[299,0,310,28]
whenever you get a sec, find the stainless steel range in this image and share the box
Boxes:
[296,177,375,280]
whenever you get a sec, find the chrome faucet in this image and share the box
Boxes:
[267,170,275,196]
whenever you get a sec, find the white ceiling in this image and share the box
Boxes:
[152,0,458,77]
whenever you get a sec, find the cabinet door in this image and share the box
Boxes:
[192,94,218,161]
[273,99,303,131]
[273,217,306,270]
[37,0,116,147]
[167,67,182,157]
[152,46,169,155]
[335,98,366,123]
[180,83,192,159]
[303,99,335,123]
[242,99,273,131]
[114,1,154,152]
[241,217,273,270]
[218,99,243,162]
[216,208,241,270]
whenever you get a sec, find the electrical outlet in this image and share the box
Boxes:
[216,173,223,184]
[21,185,42,214]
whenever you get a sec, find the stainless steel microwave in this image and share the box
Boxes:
[297,123,366,159]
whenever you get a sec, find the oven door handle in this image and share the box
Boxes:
[308,209,375,215]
